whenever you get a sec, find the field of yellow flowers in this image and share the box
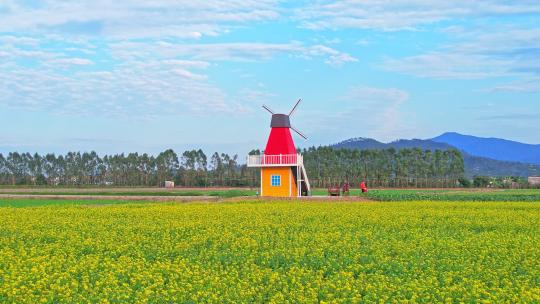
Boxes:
[1,200,539,303]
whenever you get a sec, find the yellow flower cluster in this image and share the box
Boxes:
[0,200,539,303]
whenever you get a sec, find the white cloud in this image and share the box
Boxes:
[46,58,94,67]
[172,68,207,81]
[382,53,510,79]
[110,41,356,65]
[0,1,282,39]
[0,1,380,123]
[0,56,237,118]
[0,35,40,46]
[296,1,540,31]
[297,44,358,66]
[381,27,540,80]
[162,60,210,69]
[490,78,540,93]
[236,88,276,106]
[0,34,356,119]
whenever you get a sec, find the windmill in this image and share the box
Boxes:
[247,99,311,198]
[263,99,307,140]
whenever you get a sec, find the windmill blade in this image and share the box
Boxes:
[291,126,308,140]
[262,104,275,115]
[289,98,302,116]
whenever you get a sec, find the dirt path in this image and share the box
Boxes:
[223,195,374,203]
[0,194,219,202]
[0,187,253,193]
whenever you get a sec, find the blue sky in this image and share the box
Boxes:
[1,1,539,156]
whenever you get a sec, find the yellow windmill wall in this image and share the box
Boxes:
[261,167,298,197]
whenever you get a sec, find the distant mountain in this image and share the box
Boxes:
[332,138,387,150]
[432,132,540,165]
[385,139,455,151]
[332,138,455,152]
[331,137,540,178]
[465,154,540,178]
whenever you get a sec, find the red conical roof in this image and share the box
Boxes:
[264,127,297,155]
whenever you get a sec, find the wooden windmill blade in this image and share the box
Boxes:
[291,126,307,140]
[262,104,275,115]
[289,98,302,116]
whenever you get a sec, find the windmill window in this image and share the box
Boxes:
[271,175,281,187]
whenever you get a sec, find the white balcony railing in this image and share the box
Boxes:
[247,154,303,167]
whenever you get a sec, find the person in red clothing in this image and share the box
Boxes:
[360,180,368,193]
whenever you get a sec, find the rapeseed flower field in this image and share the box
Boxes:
[1,200,539,303]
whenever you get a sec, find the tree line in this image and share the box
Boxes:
[301,147,465,188]
[0,147,465,188]
[0,150,257,187]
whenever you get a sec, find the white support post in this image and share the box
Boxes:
[297,165,300,197]
[289,166,292,197]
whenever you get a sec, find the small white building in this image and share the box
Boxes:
[528,176,540,187]
[164,181,175,188]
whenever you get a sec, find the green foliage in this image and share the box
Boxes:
[473,176,492,187]
[302,146,465,188]
[5,147,531,190]
[458,177,472,188]
[364,189,540,202]
[0,151,259,188]
[35,174,47,185]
